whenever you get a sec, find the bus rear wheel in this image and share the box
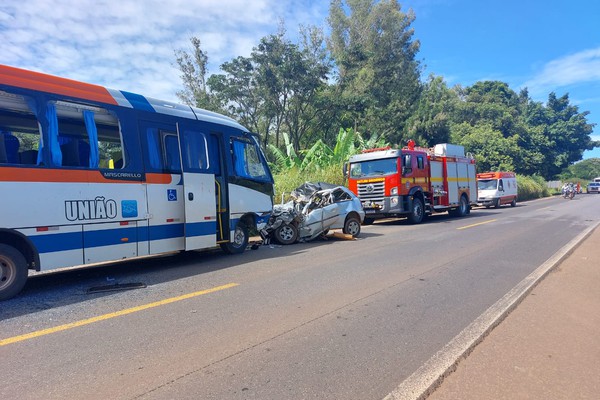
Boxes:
[0,244,28,301]
[221,223,249,254]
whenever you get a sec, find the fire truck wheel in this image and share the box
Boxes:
[407,197,425,224]
[274,223,298,245]
[458,195,469,216]
[0,244,28,301]
[343,216,361,237]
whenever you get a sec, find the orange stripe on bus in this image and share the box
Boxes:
[0,65,118,105]
[0,168,175,185]
[145,173,174,184]
[0,168,132,184]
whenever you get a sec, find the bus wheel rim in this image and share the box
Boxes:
[0,256,17,291]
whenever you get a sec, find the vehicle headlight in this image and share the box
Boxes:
[391,196,399,206]
[391,187,398,195]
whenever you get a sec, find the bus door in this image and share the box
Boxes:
[177,124,217,251]
[140,120,185,255]
[210,133,230,244]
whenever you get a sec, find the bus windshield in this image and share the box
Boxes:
[350,158,398,178]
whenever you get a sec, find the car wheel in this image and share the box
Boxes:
[343,216,361,237]
[274,223,298,245]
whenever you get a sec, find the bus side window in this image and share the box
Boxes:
[182,130,209,171]
[232,138,268,180]
[163,133,181,172]
[54,101,124,169]
[145,127,182,173]
[0,90,42,166]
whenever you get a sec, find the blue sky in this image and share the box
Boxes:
[1,0,599,158]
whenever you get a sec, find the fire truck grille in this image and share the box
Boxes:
[357,181,385,205]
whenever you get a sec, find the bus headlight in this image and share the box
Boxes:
[391,187,398,195]
[390,196,399,206]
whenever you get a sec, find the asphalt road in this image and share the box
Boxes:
[1,194,599,400]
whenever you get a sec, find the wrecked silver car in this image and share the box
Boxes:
[261,182,365,245]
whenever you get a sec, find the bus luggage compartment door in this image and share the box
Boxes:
[83,221,137,264]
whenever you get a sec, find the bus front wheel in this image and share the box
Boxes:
[221,223,249,254]
[0,244,28,301]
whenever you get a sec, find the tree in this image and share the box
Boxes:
[450,122,519,172]
[207,56,273,146]
[328,0,422,144]
[405,75,456,146]
[252,26,330,151]
[562,158,600,180]
[174,37,219,111]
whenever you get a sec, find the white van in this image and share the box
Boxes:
[477,172,518,208]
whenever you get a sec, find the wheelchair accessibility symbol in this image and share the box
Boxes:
[167,189,177,201]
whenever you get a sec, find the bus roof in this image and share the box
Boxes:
[0,64,246,131]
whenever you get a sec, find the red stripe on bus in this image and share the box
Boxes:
[0,65,119,105]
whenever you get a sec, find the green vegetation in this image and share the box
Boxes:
[516,175,551,201]
[175,0,599,199]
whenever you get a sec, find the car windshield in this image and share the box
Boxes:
[350,158,398,178]
[478,179,498,190]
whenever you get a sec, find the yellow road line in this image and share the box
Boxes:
[0,283,239,347]
[457,219,497,230]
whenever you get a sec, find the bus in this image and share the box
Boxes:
[0,65,274,300]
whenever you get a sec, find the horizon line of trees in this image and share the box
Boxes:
[174,0,598,180]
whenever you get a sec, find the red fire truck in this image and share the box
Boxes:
[345,140,477,224]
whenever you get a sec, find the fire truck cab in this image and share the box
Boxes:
[346,141,477,224]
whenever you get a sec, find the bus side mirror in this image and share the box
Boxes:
[343,162,348,178]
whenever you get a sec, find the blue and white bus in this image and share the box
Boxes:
[0,65,274,300]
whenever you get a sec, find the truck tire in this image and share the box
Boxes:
[458,195,469,216]
[274,223,298,245]
[407,197,425,224]
[0,244,28,301]
[510,198,517,207]
[494,198,501,208]
[450,195,469,217]
[343,216,361,237]
[220,222,249,254]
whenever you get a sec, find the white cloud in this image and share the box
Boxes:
[0,0,328,102]
[523,47,600,96]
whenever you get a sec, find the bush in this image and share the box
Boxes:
[516,175,550,201]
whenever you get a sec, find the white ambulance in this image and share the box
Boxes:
[477,172,518,208]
